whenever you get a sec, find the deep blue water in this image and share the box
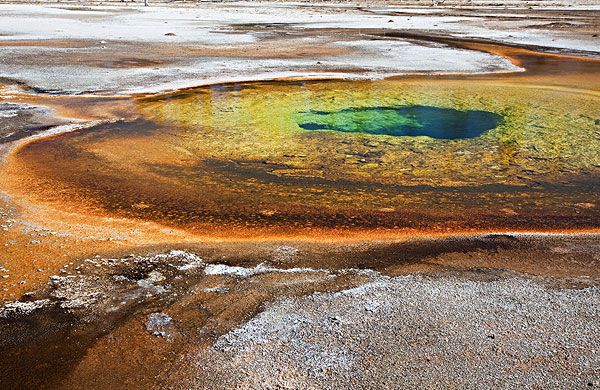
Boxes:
[298,105,502,139]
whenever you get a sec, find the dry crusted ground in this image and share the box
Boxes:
[1,235,599,389]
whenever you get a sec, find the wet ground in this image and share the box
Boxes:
[0,3,599,389]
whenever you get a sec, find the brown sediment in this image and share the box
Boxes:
[0,37,354,70]
[0,39,96,48]
[0,94,136,122]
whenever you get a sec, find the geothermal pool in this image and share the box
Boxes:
[8,70,600,237]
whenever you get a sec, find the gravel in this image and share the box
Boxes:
[0,299,50,318]
[146,312,173,338]
[187,274,600,389]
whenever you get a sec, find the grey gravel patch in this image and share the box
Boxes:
[0,102,22,119]
[272,245,299,263]
[188,275,600,389]
[0,299,50,318]
[146,312,173,338]
[0,102,65,142]
[203,263,322,278]
[202,286,229,294]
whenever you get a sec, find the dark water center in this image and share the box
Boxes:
[298,105,502,139]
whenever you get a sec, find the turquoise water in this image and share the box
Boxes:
[298,105,502,139]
